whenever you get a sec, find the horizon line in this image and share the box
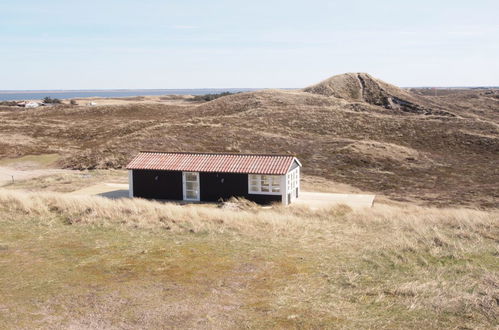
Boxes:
[1,86,498,93]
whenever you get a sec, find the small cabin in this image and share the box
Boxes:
[126,151,301,205]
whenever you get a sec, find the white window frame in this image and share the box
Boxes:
[182,172,200,201]
[285,167,300,204]
[128,170,134,198]
[248,174,281,195]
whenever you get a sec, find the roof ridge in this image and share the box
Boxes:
[138,150,296,158]
[127,151,300,174]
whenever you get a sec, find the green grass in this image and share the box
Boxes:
[4,170,127,192]
[1,218,232,328]
[0,190,497,328]
[0,216,314,328]
[0,153,60,168]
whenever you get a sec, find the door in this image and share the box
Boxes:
[183,172,200,201]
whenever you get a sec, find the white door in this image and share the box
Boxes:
[183,172,200,201]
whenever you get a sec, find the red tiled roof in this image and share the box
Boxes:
[126,152,299,175]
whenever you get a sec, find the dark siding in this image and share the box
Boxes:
[200,172,281,205]
[132,170,282,204]
[200,172,247,202]
[132,170,182,200]
[245,194,282,205]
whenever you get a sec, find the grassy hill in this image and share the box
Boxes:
[0,189,497,328]
[1,73,497,207]
[0,73,498,328]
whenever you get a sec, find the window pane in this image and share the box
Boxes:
[186,182,197,190]
[186,191,197,199]
[261,186,269,192]
[272,187,280,192]
[249,175,261,193]
[185,173,197,181]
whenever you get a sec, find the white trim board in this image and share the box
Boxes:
[286,158,302,173]
[128,170,134,198]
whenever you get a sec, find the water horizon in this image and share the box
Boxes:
[1,86,496,101]
[0,88,265,101]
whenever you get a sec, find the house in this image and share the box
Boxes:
[25,102,40,108]
[126,151,301,205]
[16,101,39,108]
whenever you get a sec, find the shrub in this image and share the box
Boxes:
[191,91,236,102]
[70,99,78,105]
[43,96,62,104]
[0,101,18,107]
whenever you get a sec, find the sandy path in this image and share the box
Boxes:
[293,191,375,209]
[70,183,129,199]
[70,183,375,208]
[0,166,68,186]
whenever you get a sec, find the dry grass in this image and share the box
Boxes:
[3,170,127,192]
[0,153,60,168]
[0,77,497,208]
[0,189,497,328]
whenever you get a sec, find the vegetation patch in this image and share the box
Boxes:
[190,91,237,102]
[4,170,126,192]
[0,79,497,207]
[42,96,62,104]
[0,189,497,328]
[0,153,60,168]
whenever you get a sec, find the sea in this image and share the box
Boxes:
[0,88,259,101]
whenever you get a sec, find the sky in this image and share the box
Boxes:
[1,0,498,89]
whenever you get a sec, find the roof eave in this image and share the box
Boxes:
[126,167,288,175]
[285,157,302,173]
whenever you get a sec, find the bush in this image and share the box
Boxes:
[70,99,78,105]
[0,101,18,107]
[43,96,62,104]
[191,91,236,102]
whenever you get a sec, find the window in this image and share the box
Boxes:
[183,172,199,201]
[287,168,299,192]
[271,178,280,193]
[249,174,280,194]
[261,175,270,192]
[250,175,259,192]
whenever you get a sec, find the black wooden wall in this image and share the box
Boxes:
[132,170,182,200]
[132,170,282,204]
[199,172,246,201]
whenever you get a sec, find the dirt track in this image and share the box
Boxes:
[70,183,375,208]
[70,183,129,199]
[0,166,67,186]
[293,191,375,209]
